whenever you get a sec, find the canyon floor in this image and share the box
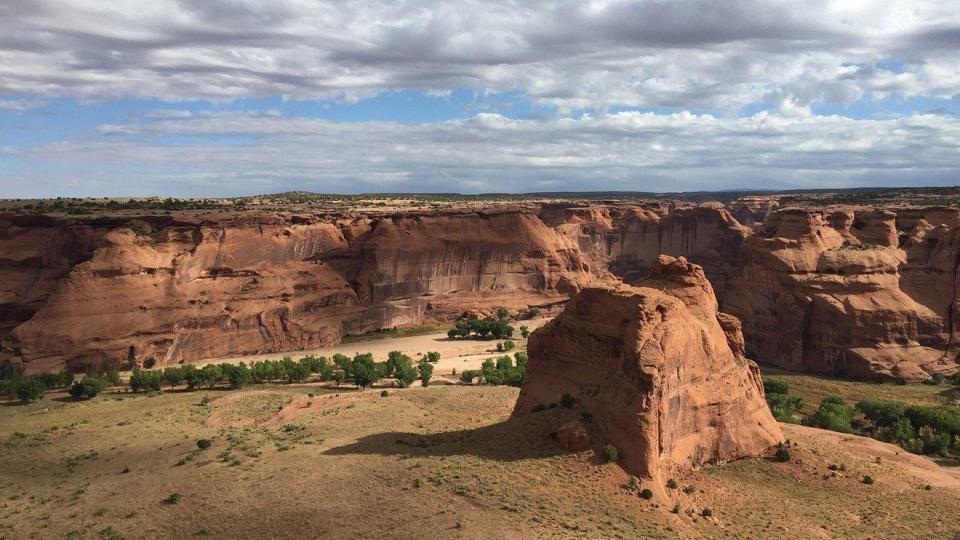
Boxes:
[2,381,959,539]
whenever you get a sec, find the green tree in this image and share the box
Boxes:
[70,376,103,399]
[199,364,222,389]
[426,351,441,363]
[762,377,789,395]
[806,396,854,433]
[395,357,418,388]
[351,353,380,389]
[15,378,45,403]
[163,367,184,389]
[417,362,433,387]
[228,363,252,388]
[496,307,509,321]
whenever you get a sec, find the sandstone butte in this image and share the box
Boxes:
[514,255,783,482]
[1,202,959,382]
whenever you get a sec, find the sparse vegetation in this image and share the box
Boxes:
[417,362,433,387]
[602,444,618,462]
[805,396,854,433]
[447,318,514,340]
[70,377,104,400]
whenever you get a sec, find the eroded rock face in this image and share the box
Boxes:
[1,210,597,373]
[514,255,782,479]
[544,204,749,299]
[725,207,960,381]
[1,205,751,374]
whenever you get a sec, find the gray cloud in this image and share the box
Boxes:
[4,109,957,197]
[1,1,958,109]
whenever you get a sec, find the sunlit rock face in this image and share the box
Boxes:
[724,207,960,381]
[514,255,782,479]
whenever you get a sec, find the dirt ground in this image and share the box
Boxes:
[2,383,959,539]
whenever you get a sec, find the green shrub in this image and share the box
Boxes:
[671,504,681,514]
[15,378,45,403]
[162,367,183,388]
[762,378,789,395]
[520,326,530,338]
[862,475,874,485]
[877,417,917,450]
[196,439,212,450]
[856,399,907,427]
[446,318,514,340]
[426,351,441,363]
[765,389,803,423]
[162,492,182,505]
[394,357,418,388]
[560,393,575,408]
[904,405,960,438]
[226,363,252,388]
[806,396,854,433]
[918,426,951,456]
[666,479,678,489]
[417,362,433,387]
[70,377,103,400]
[36,371,74,389]
[602,444,618,462]
[774,447,791,462]
[351,353,380,389]
[701,508,713,517]
[639,488,653,500]
[129,369,163,393]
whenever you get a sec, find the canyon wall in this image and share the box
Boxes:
[724,207,960,381]
[0,210,602,373]
[4,202,960,381]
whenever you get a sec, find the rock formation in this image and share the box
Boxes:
[0,205,749,374]
[4,201,960,381]
[513,255,783,479]
[724,207,960,381]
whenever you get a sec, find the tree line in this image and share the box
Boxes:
[763,377,960,458]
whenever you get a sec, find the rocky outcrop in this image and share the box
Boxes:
[542,204,750,300]
[724,207,960,381]
[514,255,782,480]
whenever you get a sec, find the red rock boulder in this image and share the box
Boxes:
[513,255,782,479]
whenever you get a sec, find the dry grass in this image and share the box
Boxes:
[1,384,958,539]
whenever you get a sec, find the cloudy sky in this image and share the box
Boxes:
[1,0,959,197]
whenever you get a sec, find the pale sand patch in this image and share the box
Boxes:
[192,317,551,373]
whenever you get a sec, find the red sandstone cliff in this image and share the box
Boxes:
[513,255,782,479]
[724,206,960,381]
[5,202,960,381]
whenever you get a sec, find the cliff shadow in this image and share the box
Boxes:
[322,409,579,462]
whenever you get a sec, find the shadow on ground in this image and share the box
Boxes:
[323,410,580,462]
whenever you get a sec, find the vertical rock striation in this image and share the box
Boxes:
[514,255,782,479]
